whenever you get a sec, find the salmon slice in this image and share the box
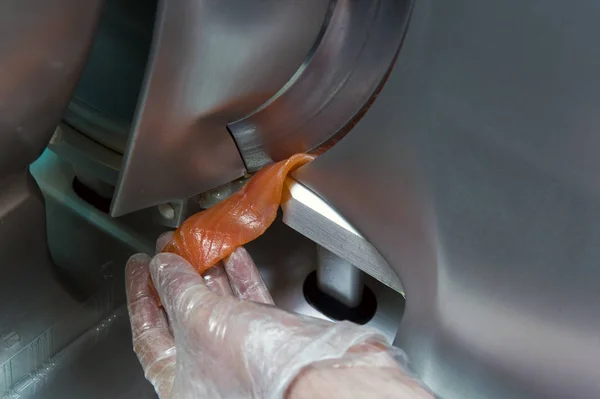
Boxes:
[161,153,315,279]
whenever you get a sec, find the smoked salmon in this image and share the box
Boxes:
[157,153,314,285]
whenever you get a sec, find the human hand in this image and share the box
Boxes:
[126,237,431,398]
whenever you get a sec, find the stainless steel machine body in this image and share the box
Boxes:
[111,0,409,216]
[2,0,600,398]
[296,1,600,397]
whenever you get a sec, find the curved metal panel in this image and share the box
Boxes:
[228,0,412,172]
[296,0,600,397]
[0,0,104,176]
[111,0,330,216]
[64,0,157,154]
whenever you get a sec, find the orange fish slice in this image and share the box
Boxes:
[161,153,314,280]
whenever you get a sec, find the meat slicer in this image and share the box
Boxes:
[2,0,599,398]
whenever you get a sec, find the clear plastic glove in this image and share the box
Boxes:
[126,238,432,399]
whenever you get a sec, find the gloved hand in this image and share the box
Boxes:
[126,238,431,399]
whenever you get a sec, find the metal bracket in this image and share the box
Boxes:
[281,177,403,294]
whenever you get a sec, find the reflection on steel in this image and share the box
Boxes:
[281,178,403,294]
[296,0,600,397]
[4,307,157,399]
[228,0,413,172]
[316,246,364,308]
[49,124,122,186]
[0,4,105,391]
[14,151,405,397]
[111,0,330,216]
[0,0,104,177]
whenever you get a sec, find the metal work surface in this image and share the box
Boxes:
[0,0,103,177]
[2,286,121,398]
[112,0,330,216]
[4,229,403,399]
[296,0,600,397]
[228,0,412,172]
[5,307,156,399]
[4,150,405,398]
[0,1,105,393]
[0,173,82,395]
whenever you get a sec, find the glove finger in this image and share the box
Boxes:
[126,254,176,397]
[223,247,274,305]
[126,254,172,338]
[149,253,213,324]
[155,231,174,253]
[203,261,234,296]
